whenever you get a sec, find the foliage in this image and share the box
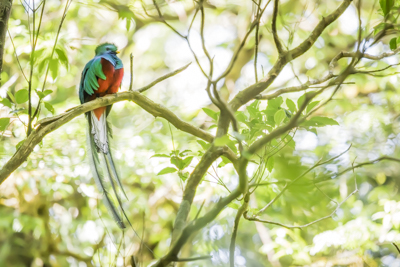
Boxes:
[1,0,400,266]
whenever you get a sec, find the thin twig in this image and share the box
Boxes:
[129,53,134,91]
[7,30,28,82]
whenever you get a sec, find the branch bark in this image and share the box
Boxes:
[229,0,353,112]
[0,0,12,86]
[0,66,213,184]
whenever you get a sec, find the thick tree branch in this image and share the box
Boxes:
[170,146,224,243]
[0,66,212,183]
[0,0,12,86]
[154,188,244,267]
[229,0,352,112]
[287,0,353,60]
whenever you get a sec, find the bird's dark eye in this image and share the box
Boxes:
[106,48,110,51]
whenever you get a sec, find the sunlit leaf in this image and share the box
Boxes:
[179,150,192,157]
[15,89,29,104]
[306,101,320,113]
[202,107,218,120]
[55,48,68,68]
[274,109,285,125]
[197,140,210,150]
[303,116,339,127]
[286,98,296,113]
[35,90,44,99]
[267,156,274,173]
[157,167,177,175]
[49,59,59,80]
[0,98,11,108]
[0,118,10,131]
[151,154,170,158]
[390,37,397,50]
[7,91,15,104]
[214,135,231,146]
[44,102,54,114]
[178,171,189,181]
[182,156,193,169]
[218,156,231,168]
[297,94,306,109]
[171,156,184,169]
[16,139,25,149]
[379,0,394,16]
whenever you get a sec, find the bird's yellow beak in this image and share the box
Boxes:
[116,51,120,54]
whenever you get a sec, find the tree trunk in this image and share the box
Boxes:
[0,0,12,85]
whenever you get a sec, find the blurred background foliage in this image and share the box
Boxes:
[1,0,400,266]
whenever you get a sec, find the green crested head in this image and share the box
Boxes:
[95,43,120,56]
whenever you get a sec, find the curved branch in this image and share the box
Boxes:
[271,0,284,54]
[0,66,212,184]
[229,0,352,112]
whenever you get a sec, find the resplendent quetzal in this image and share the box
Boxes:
[79,43,127,229]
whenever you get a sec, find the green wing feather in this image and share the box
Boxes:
[79,56,107,103]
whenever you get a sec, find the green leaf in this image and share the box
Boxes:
[171,156,184,169]
[151,153,170,158]
[307,127,318,135]
[179,150,191,157]
[38,57,50,74]
[43,90,53,97]
[197,140,210,150]
[182,156,193,169]
[15,89,29,104]
[202,108,218,120]
[390,37,397,51]
[267,156,274,173]
[0,118,10,131]
[36,89,53,99]
[126,18,132,31]
[380,0,394,16]
[274,109,286,125]
[303,116,339,127]
[16,139,26,149]
[157,167,177,175]
[306,101,320,113]
[214,135,231,146]
[49,59,59,80]
[236,111,247,122]
[214,135,237,153]
[35,90,45,99]
[7,91,16,104]
[267,97,283,110]
[178,171,189,181]
[287,139,295,148]
[297,94,306,109]
[286,98,296,113]
[312,117,339,126]
[44,102,55,114]
[55,48,68,68]
[0,98,11,108]
[218,156,231,168]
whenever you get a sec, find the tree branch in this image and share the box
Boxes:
[229,0,352,112]
[0,0,13,86]
[271,0,284,54]
[0,66,211,184]
[244,185,358,230]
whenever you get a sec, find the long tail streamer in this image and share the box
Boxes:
[86,111,128,229]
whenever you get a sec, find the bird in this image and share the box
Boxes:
[79,43,127,229]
